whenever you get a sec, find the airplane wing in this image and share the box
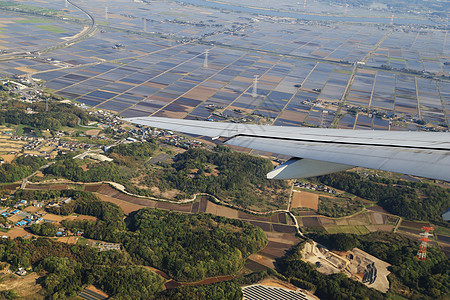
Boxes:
[123,116,450,181]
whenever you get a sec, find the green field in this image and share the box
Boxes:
[35,25,66,33]
[15,18,52,24]
[334,69,352,74]
[77,237,87,245]
[389,57,406,62]
[435,225,450,236]
[389,294,409,300]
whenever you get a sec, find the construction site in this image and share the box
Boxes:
[301,241,391,293]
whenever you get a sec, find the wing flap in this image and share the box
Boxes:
[123,117,450,181]
[226,136,450,181]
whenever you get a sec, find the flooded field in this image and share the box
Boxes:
[0,0,448,128]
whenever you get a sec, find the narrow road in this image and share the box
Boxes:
[39,0,97,54]
[286,183,304,237]
[0,0,96,61]
[21,161,55,189]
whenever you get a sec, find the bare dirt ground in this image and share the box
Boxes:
[96,193,146,215]
[81,285,109,299]
[43,213,97,223]
[0,273,44,299]
[205,201,239,218]
[24,206,40,213]
[85,129,101,136]
[8,215,23,223]
[181,274,234,286]
[144,266,171,280]
[247,253,276,269]
[0,154,16,163]
[291,190,319,210]
[34,171,44,178]
[302,241,391,293]
[56,236,79,244]
[2,227,33,239]
[260,278,297,290]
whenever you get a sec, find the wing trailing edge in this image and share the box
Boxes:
[123,117,450,181]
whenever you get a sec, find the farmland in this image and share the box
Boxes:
[0,0,447,131]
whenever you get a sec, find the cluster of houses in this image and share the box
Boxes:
[124,126,203,149]
[87,109,121,127]
[15,216,43,227]
[161,134,203,149]
[1,208,44,227]
[294,181,337,194]
[48,197,72,208]
[93,242,121,252]
[57,140,92,151]
[13,199,28,208]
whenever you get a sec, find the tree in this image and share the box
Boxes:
[30,222,58,237]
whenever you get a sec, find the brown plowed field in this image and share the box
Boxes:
[291,191,319,210]
[249,221,272,232]
[156,202,192,212]
[198,196,208,212]
[96,194,146,215]
[247,254,275,269]
[278,213,287,224]
[205,201,239,218]
[1,184,20,191]
[26,184,67,190]
[400,220,431,229]
[96,185,158,207]
[190,201,200,213]
[245,259,270,272]
[272,224,297,233]
[260,241,296,259]
[237,211,271,222]
[84,184,102,192]
[302,217,321,227]
[270,214,279,223]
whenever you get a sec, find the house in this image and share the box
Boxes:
[443,208,450,221]
[16,268,27,276]
[15,220,28,226]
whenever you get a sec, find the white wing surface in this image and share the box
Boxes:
[124,116,450,181]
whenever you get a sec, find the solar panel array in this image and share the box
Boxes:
[243,284,308,300]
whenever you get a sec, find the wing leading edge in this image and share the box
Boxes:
[123,116,450,182]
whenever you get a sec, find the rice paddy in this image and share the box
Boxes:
[0,0,448,129]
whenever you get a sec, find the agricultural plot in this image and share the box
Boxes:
[1,0,448,130]
[291,190,319,210]
[324,225,370,235]
[0,137,27,154]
